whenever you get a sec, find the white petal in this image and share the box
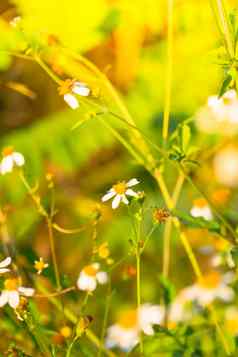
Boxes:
[216,286,234,302]
[0,257,11,268]
[112,195,121,209]
[125,189,138,197]
[72,83,90,97]
[64,94,79,109]
[106,324,138,352]
[96,271,108,285]
[126,178,139,187]
[0,268,10,274]
[190,206,213,221]
[102,190,116,202]
[12,152,25,167]
[224,90,237,101]
[18,287,35,297]
[0,291,9,307]
[8,291,20,308]
[1,156,14,174]
[77,272,97,292]
[139,304,164,335]
[121,195,129,205]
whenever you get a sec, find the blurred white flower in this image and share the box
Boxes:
[180,271,234,306]
[195,90,238,135]
[102,178,139,209]
[58,79,90,109]
[0,278,34,309]
[168,296,190,326]
[106,304,164,351]
[0,147,25,174]
[0,257,11,274]
[190,198,213,221]
[77,263,108,292]
[34,257,49,275]
[213,146,238,187]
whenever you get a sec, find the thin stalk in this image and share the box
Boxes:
[136,250,143,355]
[66,336,78,357]
[210,0,234,58]
[162,0,174,142]
[34,287,75,298]
[99,117,146,167]
[34,54,62,85]
[98,281,113,357]
[19,172,61,289]
[162,218,173,277]
[46,217,61,290]
[141,225,157,253]
[162,171,185,277]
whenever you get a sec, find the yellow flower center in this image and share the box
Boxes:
[223,97,232,105]
[118,310,138,329]
[98,242,110,259]
[34,260,46,272]
[4,278,18,291]
[212,189,230,205]
[58,79,74,96]
[214,238,229,251]
[2,146,14,157]
[153,208,170,224]
[198,272,221,289]
[226,318,238,334]
[193,198,208,208]
[113,181,127,195]
[83,265,98,277]
[60,326,72,338]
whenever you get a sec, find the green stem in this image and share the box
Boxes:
[98,281,113,357]
[47,217,61,290]
[66,336,78,357]
[34,54,62,85]
[19,172,61,289]
[162,0,174,142]
[210,0,234,58]
[136,250,143,355]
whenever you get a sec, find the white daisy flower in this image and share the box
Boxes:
[0,257,11,274]
[0,147,25,175]
[34,257,49,275]
[190,198,213,221]
[168,296,190,326]
[106,304,164,351]
[195,90,238,136]
[0,278,34,309]
[214,146,238,187]
[58,79,90,110]
[180,271,234,307]
[77,263,108,292]
[208,90,238,123]
[102,178,139,209]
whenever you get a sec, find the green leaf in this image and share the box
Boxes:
[174,210,221,234]
[159,275,176,306]
[219,74,232,97]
